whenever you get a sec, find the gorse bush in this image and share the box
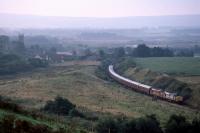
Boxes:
[43,96,76,115]
[43,96,84,118]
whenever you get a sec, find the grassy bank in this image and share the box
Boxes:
[0,61,199,126]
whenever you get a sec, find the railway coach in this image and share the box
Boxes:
[108,65,183,103]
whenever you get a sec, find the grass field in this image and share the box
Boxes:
[0,61,199,126]
[134,57,200,75]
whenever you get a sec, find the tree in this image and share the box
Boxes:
[114,47,125,58]
[99,49,105,60]
[48,47,57,62]
[15,34,26,56]
[133,44,151,57]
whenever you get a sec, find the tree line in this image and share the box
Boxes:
[97,44,194,61]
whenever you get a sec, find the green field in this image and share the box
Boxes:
[134,57,200,75]
[0,61,199,126]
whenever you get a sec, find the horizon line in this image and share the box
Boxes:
[0,12,200,18]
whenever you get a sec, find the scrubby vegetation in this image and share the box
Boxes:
[43,96,83,118]
[0,96,86,133]
[0,114,64,133]
[43,96,75,115]
[96,114,200,133]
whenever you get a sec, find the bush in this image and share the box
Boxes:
[135,115,163,133]
[0,97,22,113]
[165,115,191,133]
[43,96,76,115]
[96,117,118,133]
[191,118,200,133]
[68,109,84,118]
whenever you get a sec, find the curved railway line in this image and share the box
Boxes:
[108,65,183,103]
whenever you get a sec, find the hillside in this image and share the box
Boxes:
[0,61,199,126]
[116,57,200,109]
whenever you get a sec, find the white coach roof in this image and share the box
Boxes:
[109,65,151,89]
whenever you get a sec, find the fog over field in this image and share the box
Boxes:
[0,13,200,29]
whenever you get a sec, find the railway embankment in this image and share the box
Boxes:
[113,58,196,108]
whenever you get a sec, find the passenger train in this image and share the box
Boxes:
[108,65,183,103]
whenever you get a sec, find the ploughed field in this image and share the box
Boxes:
[0,61,199,125]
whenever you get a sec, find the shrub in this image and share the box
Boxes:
[68,109,84,118]
[191,118,200,133]
[165,115,191,133]
[43,96,76,115]
[96,117,118,133]
[135,115,163,133]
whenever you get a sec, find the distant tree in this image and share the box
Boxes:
[133,44,151,57]
[176,49,194,57]
[114,47,125,58]
[98,49,106,60]
[151,47,173,57]
[0,35,9,52]
[151,47,163,57]
[48,47,57,61]
[15,34,26,56]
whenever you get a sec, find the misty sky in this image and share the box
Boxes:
[0,0,200,17]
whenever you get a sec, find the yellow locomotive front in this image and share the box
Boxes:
[175,96,184,103]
